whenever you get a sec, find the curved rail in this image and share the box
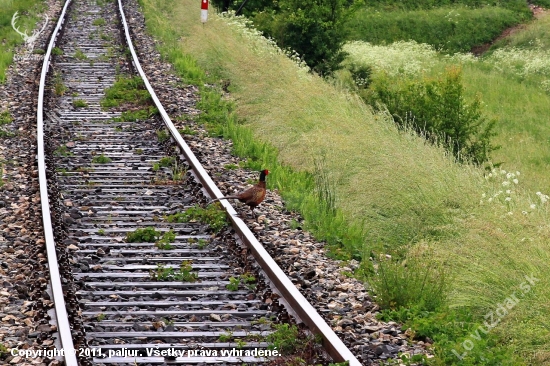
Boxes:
[117,1,360,364]
[37,0,78,365]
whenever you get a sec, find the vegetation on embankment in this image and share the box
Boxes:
[138,0,550,364]
[0,0,45,82]
[342,35,550,192]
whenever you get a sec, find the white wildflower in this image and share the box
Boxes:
[513,179,519,184]
[505,197,512,202]
[506,190,511,194]
[488,197,493,203]
[530,204,536,209]
[481,193,486,198]
[502,181,510,187]
[522,211,528,215]
[500,170,507,175]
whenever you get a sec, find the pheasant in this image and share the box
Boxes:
[211,170,269,215]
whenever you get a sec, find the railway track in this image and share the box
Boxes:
[36,0,361,365]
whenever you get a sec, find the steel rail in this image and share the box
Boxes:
[117,0,361,364]
[36,0,78,364]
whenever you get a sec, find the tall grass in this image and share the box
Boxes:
[137,0,550,363]
[0,0,45,82]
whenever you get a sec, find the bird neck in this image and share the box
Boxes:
[259,171,267,182]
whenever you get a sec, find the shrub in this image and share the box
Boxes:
[346,62,372,89]
[251,0,350,76]
[365,67,498,164]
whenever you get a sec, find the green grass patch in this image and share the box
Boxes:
[113,107,158,122]
[101,75,152,109]
[149,261,198,282]
[0,110,14,137]
[53,145,73,157]
[165,204,228,233]
[347,6,527,53]
[53,72,67,96]
[126,227,161,242]
[74,49,88,60]
[92,154,112,164]
[157,156,175,167]
[156,129,169,143]
[178,126,198,135]
[92,18,106,26]
[491,9,550,52]
[73,99,88,108]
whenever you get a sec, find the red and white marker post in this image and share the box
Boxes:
[201,0,208,23]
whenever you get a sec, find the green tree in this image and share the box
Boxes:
[264,0,349,75]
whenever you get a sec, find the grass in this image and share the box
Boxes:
[138,0,550,364]
[112,107,158,122]
[92,18,106,26]
[0,110,14,137]
[101,75,152,109]
[53,72,67,96]
[126,227,161,242]
[178,126,198,135]
[73,99,88,108]
[165,204,228,233]
[347,5,526,53]
[492,12,550,51]
[149,261,198,282]
[0,0,45,82]
[92,154,111,163]
[74,49,88,60]
[156,129,169,143]
[53,145,73,157]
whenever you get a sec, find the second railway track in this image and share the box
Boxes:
[37,0,361,365]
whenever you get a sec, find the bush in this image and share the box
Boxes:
[347,62,372,89]
[365,67,498,164]
[253,0,349,75]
